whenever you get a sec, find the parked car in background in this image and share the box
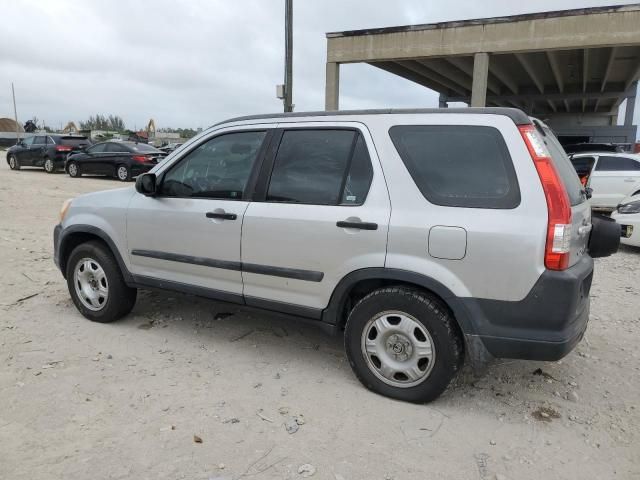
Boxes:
[159,142,183,154]
[65,141,166,181]
[53,108,620,403]
[7,135,91,173]
[569,152,640,209]
[564,143,622,154]
[611,192,640,247]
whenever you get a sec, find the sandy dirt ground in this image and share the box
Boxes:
[0,150,639,480]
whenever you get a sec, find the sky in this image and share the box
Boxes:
[0,0,637,131]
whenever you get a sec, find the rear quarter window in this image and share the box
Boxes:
[389,125,520,209]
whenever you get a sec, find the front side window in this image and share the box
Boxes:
[389,125,520,209]
[159,130,266,199]
[267,129,372,205]
[596,156,640,171]
[105,143,127,153]
[88,143,107,154]
[21,137,35,147]
[33,135,46,145]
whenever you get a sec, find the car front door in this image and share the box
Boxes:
[589,155,640,208]
[14,136,35,164]
[240,124,391,315]
[80,143,108,174]
[126,127,273,297]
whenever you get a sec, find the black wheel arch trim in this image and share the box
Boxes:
[321,267,476,334]
[56,224,133,283]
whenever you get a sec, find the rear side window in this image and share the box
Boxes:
[540,125,586,206]
[596,156,640,171]
[105,143,127,153]
[389,125,520,209]
[267,129,372,205]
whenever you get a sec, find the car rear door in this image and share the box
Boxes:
[79,143,107,174]
[240,123,390,314]
[126,126,273,296]
[30,135,47,166]
[589,155,640,207]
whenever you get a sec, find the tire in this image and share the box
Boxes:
[44,157,55,173]
[116,165,131,182]
[344,287,463,403]
[67,161,80,178]
[65,240,137,323]
[8,155,20,170]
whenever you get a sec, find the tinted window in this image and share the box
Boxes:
[129,143,162,153]
[570,156,596,176]
[21,137,34,146]
[267,130,357,205]
[105,143,127,153]
[341,135,373,205]
[540,125,586,206]
[33,136,46,145]
[88,143,107,154]
[596,156,640,171]
[159,130,266,199]
[389,125,520,209]
[60,136,89,146]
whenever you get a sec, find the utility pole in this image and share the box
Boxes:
[11,82,21,141]
[284,0,293,112]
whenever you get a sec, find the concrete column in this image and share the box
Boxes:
[325,62,340,111]
[471,52,489,107]
[438,93,448,108]
[624,81,637,126]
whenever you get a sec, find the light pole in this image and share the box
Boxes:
[283,0,293,112]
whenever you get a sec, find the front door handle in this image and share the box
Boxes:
[336,220,378,230]
[206,212,237,220]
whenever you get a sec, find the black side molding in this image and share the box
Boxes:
[131,249,241,271]
[336,221,378,230]
[130,249,323,282]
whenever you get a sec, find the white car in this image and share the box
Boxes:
[611,193,640,247]
[570,152,640,209]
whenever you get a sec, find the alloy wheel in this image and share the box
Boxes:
[73,257,109,311]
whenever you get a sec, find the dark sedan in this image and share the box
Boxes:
[65,141,166,181]
[7,135,91,173]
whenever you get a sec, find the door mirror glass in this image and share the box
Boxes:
[136,173,157,196]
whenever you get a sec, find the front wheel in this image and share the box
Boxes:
[8,155,20,170]
[66,241,137,322]
[44,158,55,173]
[344,287,463,403]
[116,165,131,182]
[67,161,80,177]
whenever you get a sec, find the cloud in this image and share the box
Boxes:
[0,0,636,129]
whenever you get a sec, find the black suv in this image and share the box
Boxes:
[7,135,91,173]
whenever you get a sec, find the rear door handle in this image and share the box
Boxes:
[336,220,378,230]
[206,212,237,220]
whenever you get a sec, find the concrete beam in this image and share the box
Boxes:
[326,7,640,63]
[325,62,340,111]
[447,90,625,103]
[601,47,617,92]
[546,51,564,93]
[372,61,456,93]
[515,53,544,93]
[583,49,590,93]
[547,99,557,112]
[489,60,518,94]
[444,56,501,94]
[625,62,640,92]
[471,53,489,107]
[418,59,473,91]
[396,60,468,95]
[564,99,571,112]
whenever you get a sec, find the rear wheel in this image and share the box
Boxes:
[44,157,55,173]
[66,241,137,323]
[116,165,131,182]
[67,161,80,177]
[8,155,20,170]
[344,287,463,403]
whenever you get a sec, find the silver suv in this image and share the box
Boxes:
[53,108,618,403]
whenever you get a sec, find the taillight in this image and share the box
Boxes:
[55,145,72,152]
[518,124,572,271]
[131,155,148,162]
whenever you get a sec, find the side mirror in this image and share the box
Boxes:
[135,173,157,196]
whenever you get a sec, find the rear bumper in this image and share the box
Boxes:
[463,255,594,362]
[130,163,156,176]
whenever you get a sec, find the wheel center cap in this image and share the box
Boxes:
[386,334,413,361]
